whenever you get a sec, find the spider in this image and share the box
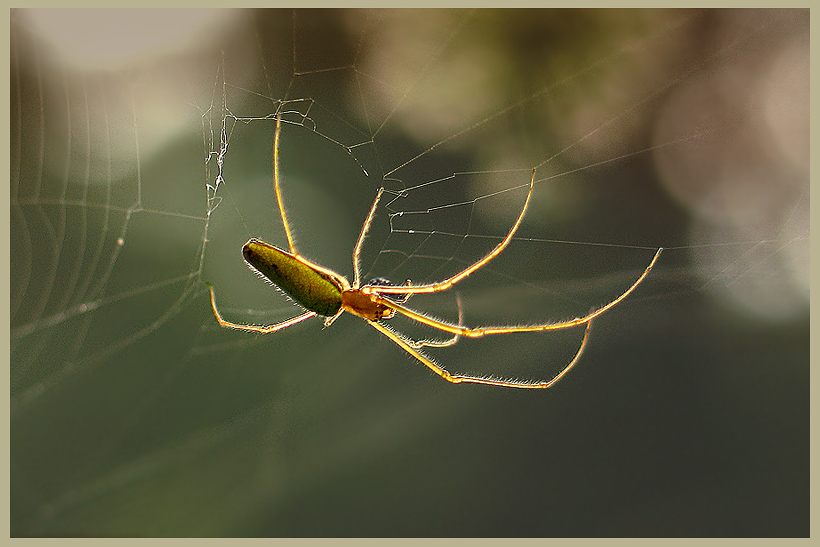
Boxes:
[207,117,663,389]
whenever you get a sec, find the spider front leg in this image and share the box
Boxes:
[374,246,662,339]
[363,168,537,299]
[369,317,593,389]
[207,283,316,334]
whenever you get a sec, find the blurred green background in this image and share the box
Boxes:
[10,9,808,537]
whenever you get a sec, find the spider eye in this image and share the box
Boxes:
[366,277,410,303]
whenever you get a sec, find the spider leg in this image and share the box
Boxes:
[207,283,316,334]
[323,308,344,328]
[373,246,661,338]
[405,293,464,349]
[273,117,298,255]
[363,168,536,298]
[368,317,593,389]
[352,186,384,289]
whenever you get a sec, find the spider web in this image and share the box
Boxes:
[10,8,809,537]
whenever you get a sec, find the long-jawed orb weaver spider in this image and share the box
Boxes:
[207,117,663,389]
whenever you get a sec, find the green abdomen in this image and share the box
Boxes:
[242,239,343,317]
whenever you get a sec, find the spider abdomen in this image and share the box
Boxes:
[242,238,345,317]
